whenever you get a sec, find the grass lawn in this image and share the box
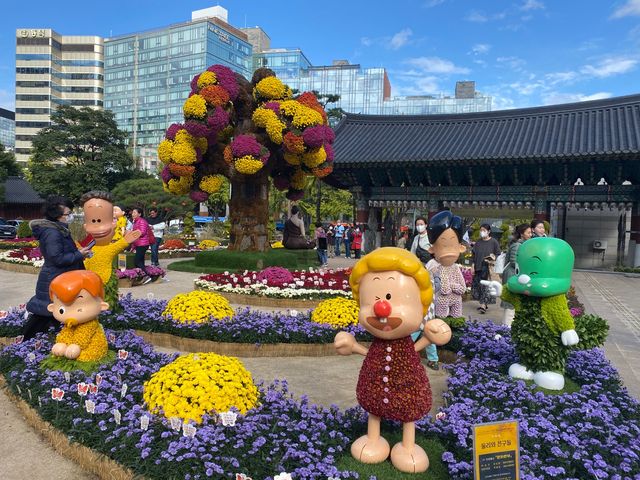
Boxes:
[167,248,320,273]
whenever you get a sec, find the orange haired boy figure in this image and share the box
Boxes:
[47,270,109,362]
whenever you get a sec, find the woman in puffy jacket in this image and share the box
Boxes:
[24,196,91,339]
[130,207,152,283]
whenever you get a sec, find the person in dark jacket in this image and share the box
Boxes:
[24,195,92,340]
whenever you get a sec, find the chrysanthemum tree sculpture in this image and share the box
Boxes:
[158,65,335,251]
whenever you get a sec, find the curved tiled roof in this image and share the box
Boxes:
[332,94,640,164]
[2,176,44,204]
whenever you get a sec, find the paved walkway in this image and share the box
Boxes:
[0,257,637,479]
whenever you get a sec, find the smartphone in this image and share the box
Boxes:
[79,235,95,248]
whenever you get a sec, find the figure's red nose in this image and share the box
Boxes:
[373,300,392,318]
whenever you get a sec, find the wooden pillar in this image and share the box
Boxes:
[630,201,640,267]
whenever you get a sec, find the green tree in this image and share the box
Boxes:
[298,181,353,222]
[111,178,192,220]
[27,106,139,201]
[0,143,23,201]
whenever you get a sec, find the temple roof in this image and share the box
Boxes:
[332,93,640,165]
[2,176,44,204]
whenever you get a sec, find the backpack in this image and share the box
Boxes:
[146,224,156,245]
[493,252,507,274]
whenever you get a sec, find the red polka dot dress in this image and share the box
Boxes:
[356,335,432,422]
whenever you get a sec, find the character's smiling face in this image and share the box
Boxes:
[358,270,423,340]
[507,238,574,297]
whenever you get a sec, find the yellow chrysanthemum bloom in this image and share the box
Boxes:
[284,152,302,166]
[199,174,225,194]
[279,100,301,117]
[292,106,324,129]
[198,239,220,250]
[265,118,285,144]
[197,71,217,89]
[194,136,208,153]
[290,169,307,190]
[174,129,193,143]
[311,297,359,328]
[254,76,289,100]
[234,156,264,175]
[183,94,208,119]
[171,142,197,165]
[271,241,284,249]
[302,146,327,168]
[252,107,278,128]
[143,353,259,423]
[167,176,192,195]
[158,139,174,163]
[163,290,233,323]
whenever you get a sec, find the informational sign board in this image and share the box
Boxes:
[117,254,127,271]
[473,420,520,480]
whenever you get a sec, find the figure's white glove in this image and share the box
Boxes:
[480,280,502,297]
[561,329,580,346]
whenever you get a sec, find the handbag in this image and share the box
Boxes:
[493,252,508,274]
[146,224,156,245]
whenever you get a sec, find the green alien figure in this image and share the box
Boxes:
[483,237,579,390]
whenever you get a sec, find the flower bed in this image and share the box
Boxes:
[195,267,352,300]
[0,238,38,249]
[116,266,166,287]
[0,247,44,268]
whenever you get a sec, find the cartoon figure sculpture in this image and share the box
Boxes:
[111,205,127,242]
[80,191,140,309]
[426,211,468,318]
[335,247,452,473]
[48,270,109,362]
[483,237,579,390]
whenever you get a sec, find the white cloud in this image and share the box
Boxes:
[471,43,491,55]
[496,56,527,71]
[611,0,640,18]
[393,75,441,96]
[0,89,15,111]
[389,28,413,50]
[466,10,488,22]
[404,56,471,74]
[509,81,544,96]
[360,37,373,47]
[521,0,545,11]
[424,0,446,7]
[541,91,612,105]
[545,71,578,85]
[580,56,638,77]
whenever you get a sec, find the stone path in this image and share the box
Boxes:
[0,257,637,479]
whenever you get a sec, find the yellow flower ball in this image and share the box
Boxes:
[199,174,224,194]
[279,100,301,117]
[143,353,259,423]
[172,142,197,165]
[292,106,324,129]
[254,76,289,100]
[157,139,174,163]
[198,239,220,250]
[183,94,208,119]
[284,152,302,166]
[311,297,359,328]
[252,107,277,128]
[234,156,264,175]
[302,146,327,168]
[167,176,193,195]
[271,241,284,249]
[163,290,233,323]
[265,118,285,144]
[197,71,217,89]
[290,169,307,190]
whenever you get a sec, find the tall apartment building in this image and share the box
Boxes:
[104,6,252,171]
[0,108,15,151]
[15,28,103,165]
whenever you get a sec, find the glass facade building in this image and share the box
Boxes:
[0,108,15,150]
[104,16,252,171]
[14,28,103,164]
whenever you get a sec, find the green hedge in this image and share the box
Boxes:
[185,248,320,271]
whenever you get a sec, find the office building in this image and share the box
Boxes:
[104,6,252,171]
[0,108,15,150]
[15,28,103,165]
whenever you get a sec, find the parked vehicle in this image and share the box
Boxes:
[7,219,24,228]
[0,218,17,239]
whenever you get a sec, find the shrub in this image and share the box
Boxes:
[574,314,609,350]
[255,266,294,287]
[143,353,258,423]
[162,291,233,323]
[16,221,32,238]
[161,238,187,250]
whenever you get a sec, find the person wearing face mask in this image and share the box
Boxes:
[530,219,547,238]
[351,225,363,258]
[500,223,532,326]
[471,223,501,314]
[410,216,432,264]
[23,195,92,340]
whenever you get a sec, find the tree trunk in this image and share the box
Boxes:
[228,174,270,251]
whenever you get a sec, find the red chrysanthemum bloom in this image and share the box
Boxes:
[283,132,306,154]
[200,84,230,107]
[223,144,233,164]
[168,164,196,177]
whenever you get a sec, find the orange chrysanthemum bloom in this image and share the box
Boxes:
[223,144,233,164]
[283,132,306,154]
[168,164,196,177]
[200,85,230,107]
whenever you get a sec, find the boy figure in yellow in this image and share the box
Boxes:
[48,270,109,362]
[80,191,140,309]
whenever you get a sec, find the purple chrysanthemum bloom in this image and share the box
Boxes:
[207,107,229,133]
[160,166,173,183]
[231,135,263,158]
[324,142,334,162]
[165,123,182,140]
[264,101,280,114]
[256,267,294,287]
[208,65,239,100]
[302,125,325,149]
[190,74,200,93]
[183,120,209,138]
[189,190,209,202]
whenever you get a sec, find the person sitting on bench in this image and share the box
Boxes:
[283,206,315,250]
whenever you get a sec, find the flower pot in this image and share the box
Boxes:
[117,278,134,288]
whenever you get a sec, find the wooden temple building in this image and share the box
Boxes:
[330,94,640,267]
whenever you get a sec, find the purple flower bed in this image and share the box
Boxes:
[0,330,361,479]
[421,321,640,480]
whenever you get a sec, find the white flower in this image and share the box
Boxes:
[494,334,503,340]
[274,473,292,480]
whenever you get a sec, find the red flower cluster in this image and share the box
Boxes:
[199,268,352,291]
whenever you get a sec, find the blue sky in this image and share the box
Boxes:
[2,0,640,111]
